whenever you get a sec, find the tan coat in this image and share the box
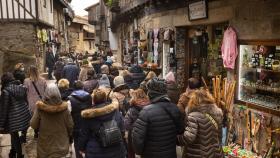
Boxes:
[79,65,93,81]
[30,101,74,158]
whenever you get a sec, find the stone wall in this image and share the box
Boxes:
[0,22,37,75]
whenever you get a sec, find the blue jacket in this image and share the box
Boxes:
[79,102,126,158]
[69,90,92,133]
[62,63,80,87]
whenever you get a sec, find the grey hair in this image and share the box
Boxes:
[43,83,62,105]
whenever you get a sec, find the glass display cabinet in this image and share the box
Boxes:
[238,41,280,111]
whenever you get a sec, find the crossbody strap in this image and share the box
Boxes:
[32,81,42,99]
[205,113,218,130]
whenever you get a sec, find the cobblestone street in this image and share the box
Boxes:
[0,128,75,158]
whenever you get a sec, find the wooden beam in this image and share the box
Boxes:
[14,0,36,19]
[12,0,15,19]
[23,0,26,19]
[35,0,38,20]
[29,0,32,16]
[18,0,20,18]
[0,0,3,19]
[6,0,9,19]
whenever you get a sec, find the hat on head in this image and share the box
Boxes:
[146,77,168,101]
[98,74,111,88]
[113,76,125,88]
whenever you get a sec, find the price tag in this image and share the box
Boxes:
[257,68,261,72]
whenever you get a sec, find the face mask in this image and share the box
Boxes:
[20,68,24,71]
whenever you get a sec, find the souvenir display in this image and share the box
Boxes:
[238,44,280,110]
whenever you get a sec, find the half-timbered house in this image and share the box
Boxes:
[0,0,73,74]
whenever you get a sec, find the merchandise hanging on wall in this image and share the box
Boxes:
[221,26,238,69]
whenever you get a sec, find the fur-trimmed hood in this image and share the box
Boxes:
[36,101,68,113]
[81,99,119,118]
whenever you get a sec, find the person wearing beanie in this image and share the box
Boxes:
[112,76,130,116]
[165,71,180,104]
[132,77,184,158]
[128,65,145,89]
[79,60,93,82]
[98,74,111,88]
[177,77,201,116]
[68,81,92,158]
[100,64,115,88]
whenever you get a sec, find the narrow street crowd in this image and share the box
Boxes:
[0,49,224,158]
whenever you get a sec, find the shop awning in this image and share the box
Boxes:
[83,25,95,34]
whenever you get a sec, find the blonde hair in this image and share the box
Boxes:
[121,70,130,77]
[92,88,107,104]
[188,88,215,110]
[29,65,40,81]
[145,71,156,81]
[129,89,149,104]
[58,79,70,90]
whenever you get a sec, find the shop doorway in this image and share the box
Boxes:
[185,22,228,87]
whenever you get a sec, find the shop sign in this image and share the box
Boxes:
[188,0,208,21]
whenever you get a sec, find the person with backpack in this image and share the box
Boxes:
[68,81,92,158]
[124,89,150,158]
[30,83,73,158]
[79,89,126,158]
[132,77,184,158]
[177,89,224,158]
[0,72,31,158]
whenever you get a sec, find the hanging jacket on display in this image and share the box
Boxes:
[221,27,238,69]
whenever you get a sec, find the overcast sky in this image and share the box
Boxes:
[71,0,99,16]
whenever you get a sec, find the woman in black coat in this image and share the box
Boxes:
[79,89,126,158]
[0,72,31,158]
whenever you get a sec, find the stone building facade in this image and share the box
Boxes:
[69,16,96,53]
[107,0,280,154]
[0,0,73,74]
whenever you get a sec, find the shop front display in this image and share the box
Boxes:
[238,42,280,111]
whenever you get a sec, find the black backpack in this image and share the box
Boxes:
[98,112,122,147]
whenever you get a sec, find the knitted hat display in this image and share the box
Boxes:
[146,77,168,100]
[98,74,111,88]
[113,76,125,88]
